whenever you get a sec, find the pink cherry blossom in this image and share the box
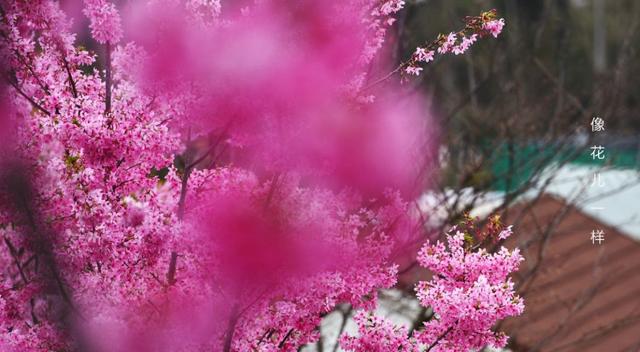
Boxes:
[413,227,524,351]
[405,65,423,76]
[401,10,505,77]
[438,32,457,54]
[342,219,524,352]
[414,47,435,63]
[452,34,478,55]
[0,1,518,351]
[483,18,506,38]
[83,0,123,44]
[379,0,406,16]
[498,225,514,240]
[341,312,419,352]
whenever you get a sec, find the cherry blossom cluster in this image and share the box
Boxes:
[404,9,505,76]
[0,1,180,350]
[83,0,123,44]
[341,311,419,352]
[0,1,519,351]
[341,216,524,351]
[361,0,406,64]
[413,219,524,351]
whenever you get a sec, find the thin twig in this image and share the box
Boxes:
[62,56,78,99]
[166,251,178,286]
[4,237,29,284]
[425,326,453,352]
[361,64,403,91]
[278,328,295,349]
[6,78,51,116]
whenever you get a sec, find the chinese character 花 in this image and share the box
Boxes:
[590,145,606,160]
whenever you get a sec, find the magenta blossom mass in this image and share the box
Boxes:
[0,0,517,351]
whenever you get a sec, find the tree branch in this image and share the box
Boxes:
[105,42,112,114]
[425,326,454,352]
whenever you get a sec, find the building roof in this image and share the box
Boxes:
[502,195,640,352]
[526,164,640,241]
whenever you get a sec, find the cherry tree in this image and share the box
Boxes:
[0,0,519,351]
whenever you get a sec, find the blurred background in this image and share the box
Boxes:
[312,1,640,351]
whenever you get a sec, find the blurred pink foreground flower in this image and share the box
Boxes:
[124,0,433,197]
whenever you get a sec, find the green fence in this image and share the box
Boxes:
[488,144,640,192]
